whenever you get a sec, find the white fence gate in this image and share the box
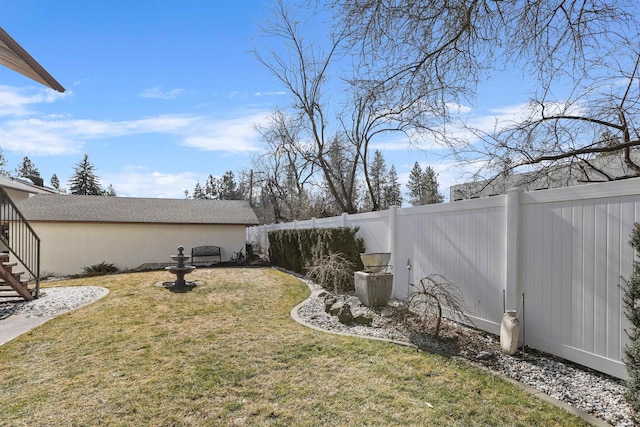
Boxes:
[247,178,640,379]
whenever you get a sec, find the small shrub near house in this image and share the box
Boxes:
[624,223,640,419]
[83,261,118,276]
[268,227,365,291]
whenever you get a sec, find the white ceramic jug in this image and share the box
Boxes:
[500,310,520,355]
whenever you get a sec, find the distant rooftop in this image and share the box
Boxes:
[15,194,259,225]
[0,175,58,195]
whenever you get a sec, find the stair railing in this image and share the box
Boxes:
[0,187,41,298]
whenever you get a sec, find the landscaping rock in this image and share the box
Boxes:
[353,314,374,325]
[476,351,494,360]
[324,296,337,313]
[336,303,353,324]
[329,300,344,315]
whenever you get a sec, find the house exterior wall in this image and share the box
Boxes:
[27,221,247,276]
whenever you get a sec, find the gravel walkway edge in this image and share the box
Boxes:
[289,279,615,427]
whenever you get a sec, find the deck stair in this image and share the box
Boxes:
[0,186,41,301]
[0,253,32,300]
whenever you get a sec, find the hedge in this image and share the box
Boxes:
[268,227,365,290]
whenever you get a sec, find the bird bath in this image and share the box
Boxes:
[355,252,393,307]
[164,245,196,291]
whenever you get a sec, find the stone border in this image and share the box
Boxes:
[289,277,608,427]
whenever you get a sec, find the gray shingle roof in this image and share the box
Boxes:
[15,194,259,225]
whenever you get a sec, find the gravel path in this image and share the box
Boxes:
[294,279,635,426]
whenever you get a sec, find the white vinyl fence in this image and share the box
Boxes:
[247,178,640,379]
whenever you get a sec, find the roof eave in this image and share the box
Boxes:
[0,26,65,93]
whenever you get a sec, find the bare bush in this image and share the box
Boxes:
[398,274,473,339]
[305,252,355,295]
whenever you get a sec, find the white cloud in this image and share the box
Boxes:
[253,91,286,97]
[0,85,273,157]
[181,111,270,153]
[101,168,200,199]
[138,87,186,100]
[0,85,67,117]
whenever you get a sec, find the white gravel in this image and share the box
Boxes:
[295,279,636,426]
[0,286,109,319]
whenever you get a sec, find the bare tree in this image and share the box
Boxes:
[332,0,640,189]
[254,0,361,213]
[469,52,640,187]
[253,109,315,222]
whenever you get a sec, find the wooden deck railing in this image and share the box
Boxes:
[0,187,40,299]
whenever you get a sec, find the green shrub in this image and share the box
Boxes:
[624,223,640,420]
[268,227,365,291]
[83,261,118,276]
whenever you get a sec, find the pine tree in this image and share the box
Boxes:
[15,156,39,178]
[407,162,443,206]
[68,154,102,195]
[193,181,205,199]
[205,175,220,200]
[50,174,60,190]
[219,170,240,200]
[0,147,8,177]
[407,162,424,206]
[104,184,117,196]
[421,165,444,204]
[369,150,387,210]
[382,165,403,208]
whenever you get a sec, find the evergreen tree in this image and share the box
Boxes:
[15,156,39,178]
[104,184,117,196]
[369,150,387,210]
[0,147,9,177]
[219,170,241,200]
[421,165,444,204]
[50,174,60,190]
[407,162,424,206]
[407,162,443,206]
[193,181,205,199]
[205,174,220,200]
[68,154,102,195]
[382,165,403,208]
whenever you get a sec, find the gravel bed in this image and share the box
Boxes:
[0,286,109,319]
[295,279,635,426]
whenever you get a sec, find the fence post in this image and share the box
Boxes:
[311,217,316,228]
[389,206,399,298]
[342,212,348,227]
[505,188,522,311]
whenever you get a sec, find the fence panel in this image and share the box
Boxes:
[247,177,640,378]
[394,199,506,332]
[518,185,639,379]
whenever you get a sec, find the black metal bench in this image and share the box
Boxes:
[190,245,221,264]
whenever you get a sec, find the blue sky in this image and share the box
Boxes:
[1,1,533,201]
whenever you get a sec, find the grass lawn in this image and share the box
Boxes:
[0,268,589,426]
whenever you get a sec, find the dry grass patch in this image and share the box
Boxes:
[0,268,589,426]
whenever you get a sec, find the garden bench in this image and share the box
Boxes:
[190,245,221,264]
